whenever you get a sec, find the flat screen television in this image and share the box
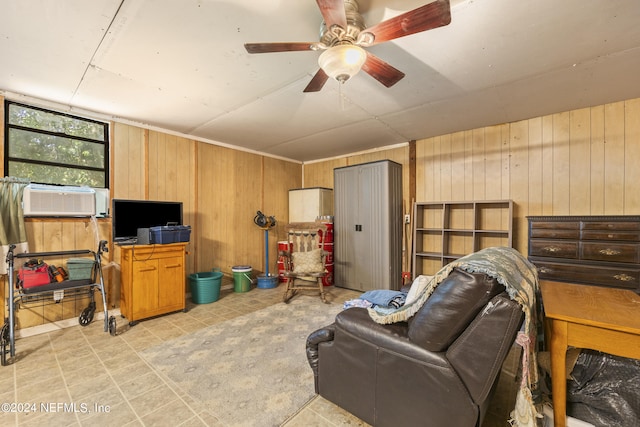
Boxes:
[112,199,183,243]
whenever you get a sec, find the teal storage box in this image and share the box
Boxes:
[66,258,95,280]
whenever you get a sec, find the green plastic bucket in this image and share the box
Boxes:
[189,269,223,304]
[232,265,252,292]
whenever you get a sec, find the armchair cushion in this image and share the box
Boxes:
[292,248,323,273]
[408,268,505,352]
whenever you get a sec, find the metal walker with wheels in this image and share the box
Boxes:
[1,240,116,366]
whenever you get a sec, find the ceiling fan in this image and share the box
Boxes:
[244,0,451,92]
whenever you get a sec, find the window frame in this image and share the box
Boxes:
[3,100,110,188]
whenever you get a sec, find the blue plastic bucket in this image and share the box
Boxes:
[257,274,278,289]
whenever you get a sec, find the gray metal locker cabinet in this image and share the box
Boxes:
[333,160,403,291]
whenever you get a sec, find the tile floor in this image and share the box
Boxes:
[0,282,519,426]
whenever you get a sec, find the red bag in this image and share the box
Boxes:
[18,259,52,288]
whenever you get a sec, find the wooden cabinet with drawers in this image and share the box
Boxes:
[527,216,640,292]
[120,242,187,324]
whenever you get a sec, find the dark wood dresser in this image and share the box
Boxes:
[527,216,640,292]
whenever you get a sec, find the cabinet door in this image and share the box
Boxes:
[158,256,184,309]
[352,163,379,290]
[334,166,360,289]
[131,259,159,316]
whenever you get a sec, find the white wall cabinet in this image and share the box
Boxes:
[333,160,403,291]
[288,187,333,222]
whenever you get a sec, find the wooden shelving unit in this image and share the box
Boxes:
[412,200,513,277]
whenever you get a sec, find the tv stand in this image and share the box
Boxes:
[119,243,187,324]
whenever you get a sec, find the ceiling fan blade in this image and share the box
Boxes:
[366,0,451,45]
[303,69,330,92]
[244,42,317,54]
[361,52,405,88]
[316,0,347,29]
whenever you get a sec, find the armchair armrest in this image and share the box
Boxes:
[306,324,335,393]
[334,308,450,367]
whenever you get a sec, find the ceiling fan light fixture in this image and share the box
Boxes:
[318,44,367,83]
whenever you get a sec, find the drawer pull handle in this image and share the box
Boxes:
[599,248,621,256]
[613,274,635,282]
[542,246,561,253]
[165,264,182,269]
[138,267,156,272]
[538,267,552,274]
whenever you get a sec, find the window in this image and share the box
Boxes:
[4,100,109,188]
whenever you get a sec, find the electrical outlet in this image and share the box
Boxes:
[404,214,411,224]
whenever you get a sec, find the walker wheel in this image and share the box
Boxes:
[0,322,8,366]
[0,341,6,366]
[0,322,8,343]
[108,316,117,336]
[79,307,94,326]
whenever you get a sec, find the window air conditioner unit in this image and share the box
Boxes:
[23,184,96,217]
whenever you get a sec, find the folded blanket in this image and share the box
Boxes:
[343,299,373,309]
[359,289,407,308]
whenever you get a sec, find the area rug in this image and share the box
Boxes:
[140,297,344,426]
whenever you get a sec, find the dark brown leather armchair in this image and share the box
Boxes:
[306,268,524,427]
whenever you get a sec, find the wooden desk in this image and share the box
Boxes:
[540,280,640,427]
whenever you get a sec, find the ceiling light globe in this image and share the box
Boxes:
[318,45,367,83]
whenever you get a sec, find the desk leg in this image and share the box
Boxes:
[550,319,568,427]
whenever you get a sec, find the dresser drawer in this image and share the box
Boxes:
[530,229,580,239]
[533,260,640,291]
[580,230,640,241]
[530,221,579,230]
[529,240,578,259]
[581,221,640,231]
[580,242,640,263]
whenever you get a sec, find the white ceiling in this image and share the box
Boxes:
[2,0,640,162]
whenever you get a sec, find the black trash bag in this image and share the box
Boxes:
[567,349,640,427]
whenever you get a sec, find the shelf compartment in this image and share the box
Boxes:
[412,200,513,277]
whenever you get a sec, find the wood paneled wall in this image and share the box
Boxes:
[418,98,640,254]
[305,98,640,267]
[1,106,301,328]
[2,93,639,328]
[196,144,300,274]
